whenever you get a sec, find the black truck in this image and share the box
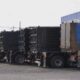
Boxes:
[0,23,79,68]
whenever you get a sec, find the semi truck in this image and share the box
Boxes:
[0,22,80,68]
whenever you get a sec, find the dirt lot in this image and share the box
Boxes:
[0,63,80,80]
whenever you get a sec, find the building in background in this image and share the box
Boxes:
[61,12,80,23]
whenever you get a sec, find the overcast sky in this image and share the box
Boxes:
[0,0,80,30]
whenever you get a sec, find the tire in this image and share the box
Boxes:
[50,56,64,68]
[15,54,25,64]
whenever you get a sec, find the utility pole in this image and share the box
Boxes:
[19,21,21,30]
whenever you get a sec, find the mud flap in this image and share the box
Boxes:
[40,52,47,68]
[77,51,80,68]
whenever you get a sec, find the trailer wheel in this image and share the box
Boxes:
[50,56,64,68]
[15,54,25,64]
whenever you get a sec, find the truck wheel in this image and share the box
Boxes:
[15,54,25,64]
[50,56,64,68]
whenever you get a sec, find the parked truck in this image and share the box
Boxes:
[26,25,79,68]
[0,22,80,68]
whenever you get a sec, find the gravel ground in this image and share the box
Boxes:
[0,63,80,80]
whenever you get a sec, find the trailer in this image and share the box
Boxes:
[61,22,80,68]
